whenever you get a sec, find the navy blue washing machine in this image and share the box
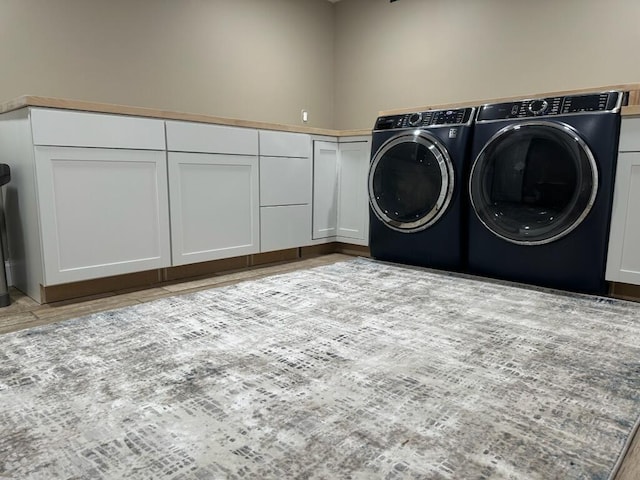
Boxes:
[467,91,624,294]
[368,107,475,270]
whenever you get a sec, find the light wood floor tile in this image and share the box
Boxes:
[616,428,640,479]
[110,286,176,304]
[0,312,41,335]
[32,296,142,322]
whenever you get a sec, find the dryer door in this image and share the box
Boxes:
[369,131,455,233]
[469,121,598,245]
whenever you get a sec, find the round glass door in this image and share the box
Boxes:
[369,132,454,233]
[469,121,598,245]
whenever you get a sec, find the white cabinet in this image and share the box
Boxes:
[337,140,370,243]
[166,121,260,265]
[168,153,259,265]
[606,117,640,284]
[259,130,312,252]
[35,146,170,285]
[0,102,367,302]
[312,136,371,246]
[0,108,169,302]
[313,141,339,239]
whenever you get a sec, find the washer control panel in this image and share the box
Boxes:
[374,107,474,131]
[477,91,622,122]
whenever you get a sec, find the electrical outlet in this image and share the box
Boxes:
[301,110,309,123]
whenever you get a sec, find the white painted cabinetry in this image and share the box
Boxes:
[312,141,339,239]
[337,139,371,244]
[606,117,640,284]
[0,103,368,303]
[312,136,371,246]
[35,146,170,285]
[259,130,312,252]
[166,121,260,265]
[0,108,170,301]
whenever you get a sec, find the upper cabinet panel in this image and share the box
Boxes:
[30,108,165,150]
[259,130,311,158]
[166,121,258,155]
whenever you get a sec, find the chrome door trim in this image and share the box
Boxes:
[369,130,455,233]
[469,120,599,245]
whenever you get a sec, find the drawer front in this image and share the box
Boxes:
[166,121,258,155]
[260,204,312,252]
[259,130,311,158]
[31,108,166,150]
[619,117,640,152]
[260,156,312,206]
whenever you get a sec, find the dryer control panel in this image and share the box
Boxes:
[374,107,474,131]
[477,91,623,122]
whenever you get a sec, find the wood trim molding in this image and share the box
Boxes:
[38,246,369,304]
[609,282,640,303]
[0,95,371,137]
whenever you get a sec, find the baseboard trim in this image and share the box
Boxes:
[38,243,371,304]
[609,282,640,303]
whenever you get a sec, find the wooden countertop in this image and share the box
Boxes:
[3,84,640,135]
[0,95,372,137]
[622,105,640,117]
[378,83,640,117]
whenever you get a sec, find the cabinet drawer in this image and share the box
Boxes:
[619,117,640,152]
[260,205,311,252]
[166,121,258,155]
[259,130,311,158]
[260,156,312,206]
[30,108,166,149]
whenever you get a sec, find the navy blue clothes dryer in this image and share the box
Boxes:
[467,92,623,294]
[368,107,475,271]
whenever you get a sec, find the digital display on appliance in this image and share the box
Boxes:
[375,118,396,130]
[565,95,606,112]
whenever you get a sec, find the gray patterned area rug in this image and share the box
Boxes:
[1,258,640,479]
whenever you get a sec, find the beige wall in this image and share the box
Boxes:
[3,0,640,131]
[0,0,335,128]
[334,0,640,129]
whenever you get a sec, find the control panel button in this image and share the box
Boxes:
[528,99,549,115]
[408,113,422,126]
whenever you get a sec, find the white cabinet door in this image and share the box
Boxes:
[337,140,371,243]
[34,146,171,285]
[313,141,339,239]
[168,152,260,265]
[606,152,640,283]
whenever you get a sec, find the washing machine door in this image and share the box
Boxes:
[469,121,598,245]
[369,131,455,233]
